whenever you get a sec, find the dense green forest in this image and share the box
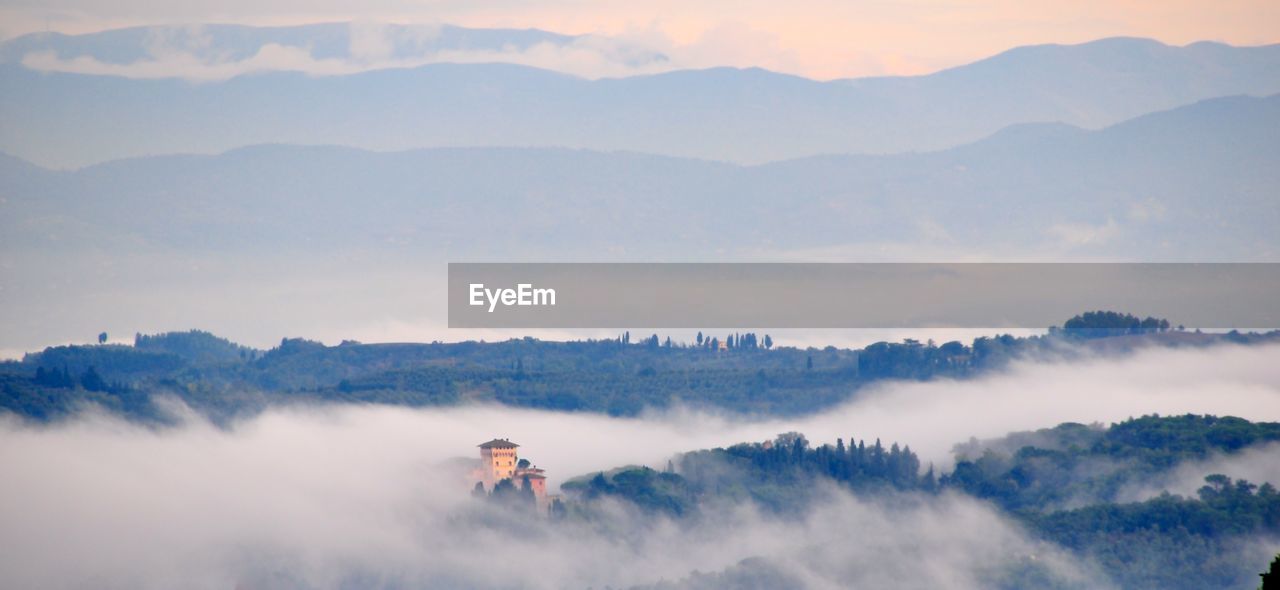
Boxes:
[947,415,1280,589]
[563,431,930,517]
[562,415,1280,590]
[2,314,1277,422]
[5,319,1277,588]
[946,415,1280,510]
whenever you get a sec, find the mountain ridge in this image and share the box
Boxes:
[2,92,1274,173]
[2,92,1274,255]
[1,92,1277,353]
[3,25,1276,83]
[3,32,1279,168]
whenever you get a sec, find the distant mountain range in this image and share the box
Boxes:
[4,93,1276,263]
[2,24,1278,351]
[1,26,1278,168]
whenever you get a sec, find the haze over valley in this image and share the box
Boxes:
[3,88,1278,351]
[2,7,1280,590]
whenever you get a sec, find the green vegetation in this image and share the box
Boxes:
[3,319,1277,588]
[1029,479,1280,589]
[133,329,257,364]
[1059,310,1172,338]
[945,415,1280,510]
[3,314,1275,423]
[943,415,1280,589]
[475,477,539,514]
[563,415,1280,590]
[565,431,930,517]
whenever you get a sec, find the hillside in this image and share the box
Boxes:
[566,415,1280,590]
[2,323,1276,422]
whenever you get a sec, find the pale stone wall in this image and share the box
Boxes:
[480,447,519,489]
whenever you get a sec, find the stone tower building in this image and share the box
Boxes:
[478,438,519,489]
[475,438,554,514]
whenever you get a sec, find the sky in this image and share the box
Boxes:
[1,0,1277,78]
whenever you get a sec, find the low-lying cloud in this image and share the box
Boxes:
[20,38,668,81]
[2,342,1278,587]
[0,406,1105,589]
[9,19,821,82]
[791,342,1280,465]
[12,22,795,81]
[1117,440,1280,502]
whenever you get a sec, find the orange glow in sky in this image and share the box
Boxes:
[1,0,1277,78]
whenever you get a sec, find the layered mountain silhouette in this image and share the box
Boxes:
[3,94,1276,263]
[1,25,1277,167]
[2,24,1278,350]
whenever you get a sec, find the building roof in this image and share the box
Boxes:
[479,438,519,449]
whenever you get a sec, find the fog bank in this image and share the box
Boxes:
[2,342,1278,587]
[0,409,1105,588]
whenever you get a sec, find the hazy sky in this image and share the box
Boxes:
[1,0,1277,78]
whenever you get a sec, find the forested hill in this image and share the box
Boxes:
[1,316,1278,422]
[562,415,1280,590]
